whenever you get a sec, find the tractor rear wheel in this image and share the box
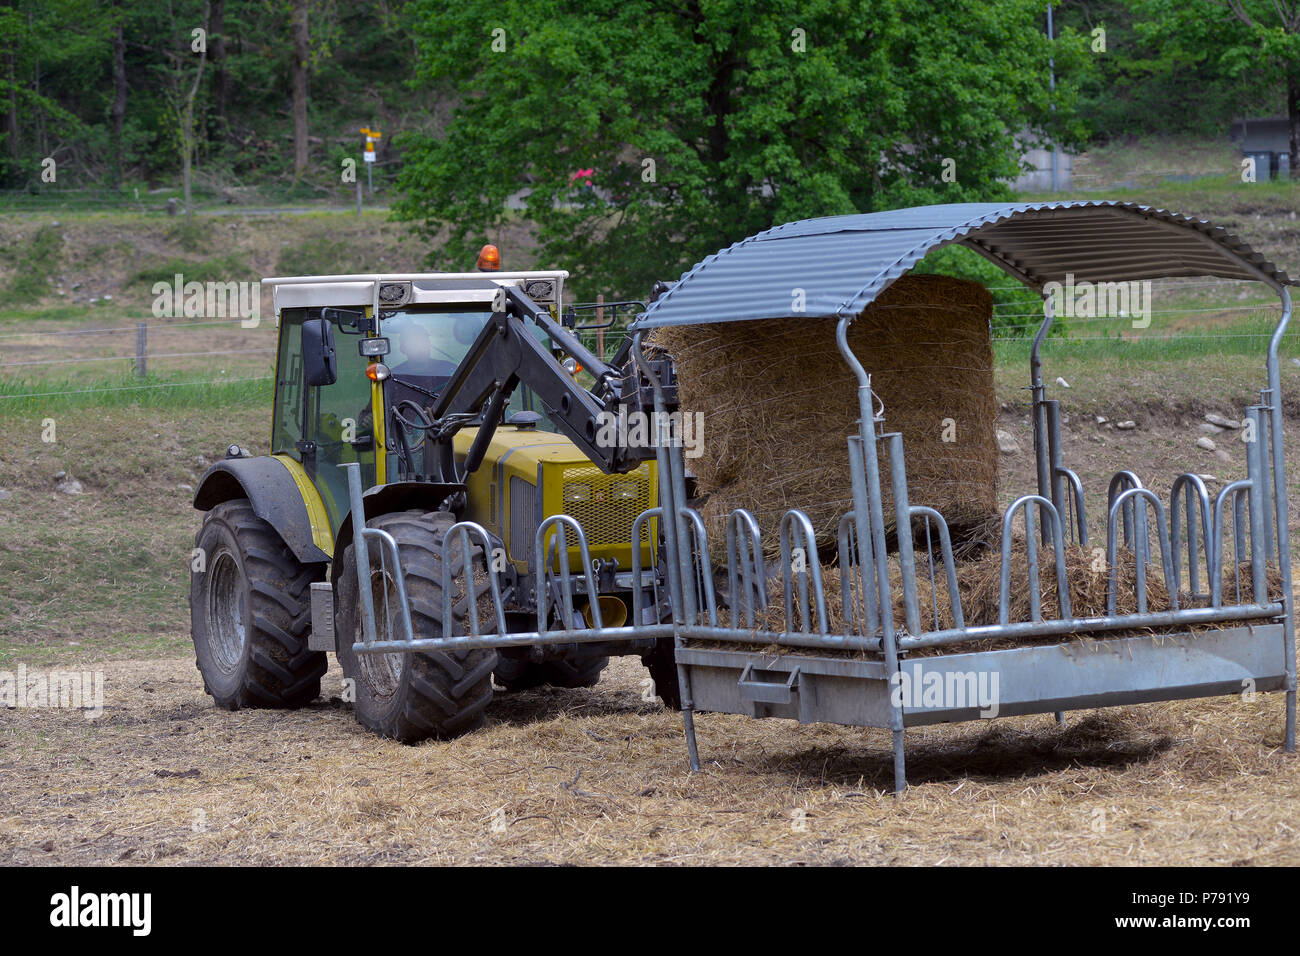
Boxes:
[335,510,497,743]
[494,652,609,691]
[190,498,327,709]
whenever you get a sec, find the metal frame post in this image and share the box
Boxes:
[836,314,907,794]
[631,334,700,771]
[1267,289,1295,751]
[1031,296,1055,545]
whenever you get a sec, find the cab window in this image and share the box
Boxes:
[273,307,377,534]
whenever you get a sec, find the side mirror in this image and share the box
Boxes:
[302,318,337,387]
[321,307,365,333]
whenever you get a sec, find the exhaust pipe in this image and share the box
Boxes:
[581,595,628,629]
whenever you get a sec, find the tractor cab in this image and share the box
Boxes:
[267,273,565,535]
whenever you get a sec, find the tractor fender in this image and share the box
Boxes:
[193,455,333,565]
[329,481,466,588]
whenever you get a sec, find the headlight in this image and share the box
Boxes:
[610,479,641,501]
[563,482,592,505]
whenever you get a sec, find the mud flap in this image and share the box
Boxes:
[308,582,336,652]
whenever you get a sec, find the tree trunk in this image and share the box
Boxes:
[110,9,127,189]
[183,136,192,222]
[180,0,210,224]
[1290,75,1299,181]
[210,0,227,126]
[3,50,16,164]
[291,0,309,177]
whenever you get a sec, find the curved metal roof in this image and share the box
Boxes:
[631,201,1291,329]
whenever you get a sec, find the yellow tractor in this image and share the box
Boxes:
[189,264,680,741]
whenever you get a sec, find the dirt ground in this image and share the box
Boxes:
[2,654,1297,866]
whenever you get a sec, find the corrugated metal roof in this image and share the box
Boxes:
[631,201,1291,329]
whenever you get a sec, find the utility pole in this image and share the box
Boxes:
[1047,3,1059,192]
[361,126,382,195]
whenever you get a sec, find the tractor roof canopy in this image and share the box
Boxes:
[631,201,1292,329]
[264,271,567,313]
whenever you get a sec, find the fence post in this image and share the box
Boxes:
[136,322,146,378]
[355,179,362,217]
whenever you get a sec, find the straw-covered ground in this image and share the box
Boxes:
[3,655,1298,866]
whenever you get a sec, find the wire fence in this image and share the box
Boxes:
[0,376,273,402]
[0,315,275,401]
[0,277,1293,403]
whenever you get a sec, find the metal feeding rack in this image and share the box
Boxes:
[353,201,1296,793]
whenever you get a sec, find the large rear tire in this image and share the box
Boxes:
[190,499,327,709]
[335,510,497,743]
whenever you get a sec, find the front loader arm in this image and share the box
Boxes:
[423,286,645,481]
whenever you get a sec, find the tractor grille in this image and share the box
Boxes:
[509,476,538,560]
[561,464,652,546]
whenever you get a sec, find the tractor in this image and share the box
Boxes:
[189,261,680,741]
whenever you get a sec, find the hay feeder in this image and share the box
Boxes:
[628,202,1297,793]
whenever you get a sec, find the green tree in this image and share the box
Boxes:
[392,0,1089,298]
[1057,0,1259,139]
[1131,0,1299,174]
[0,0,108,186]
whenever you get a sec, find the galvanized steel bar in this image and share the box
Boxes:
[1057,466,1088,546]
[1266,287,1295,751]
[780,510,827,634]
[356,622,676,655]
[440,521,507,638]
[1046,399,1067,533]
[999,495,1070,625]
[885,433,921,636]
[836,314,906,794]
[911,505,964,630]
[677,624,880,653]
[1031,296,1054,545]
[726,509,765,629]
[535,514,602,631]
[846,436,880,638]
[1244,406,1268,604]
[1106,488,1177,615]
[1170,473,1212,598]
[1108,471,1145,559]
[681,508,719,627]
[1211,480,1252,607]
[343,462,380,646]
[630,333,699,771]
[1254,401,1276,562]
[630,507,664,623]
[900,601,1281,651]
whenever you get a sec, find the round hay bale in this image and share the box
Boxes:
[651,273,998,556]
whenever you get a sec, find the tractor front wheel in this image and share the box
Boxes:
[335,510,497,743]
[190,498,327,709]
